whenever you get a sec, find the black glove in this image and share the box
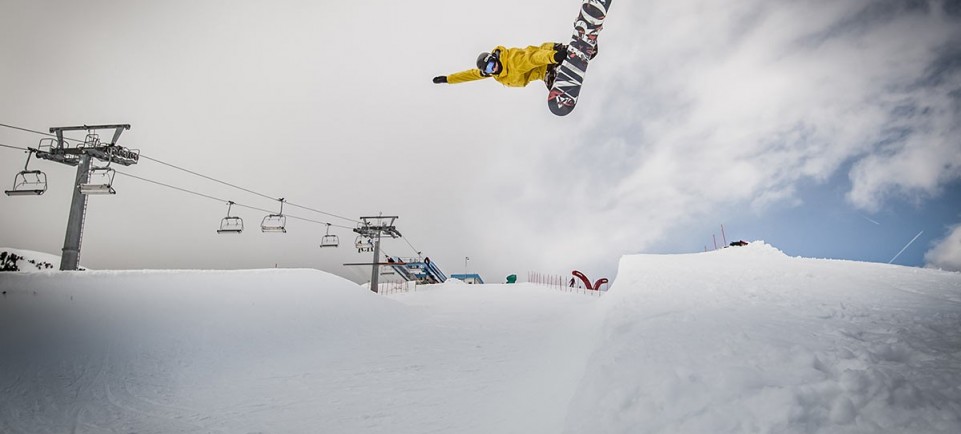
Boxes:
[552,43,569,63]
[432,76,448,84]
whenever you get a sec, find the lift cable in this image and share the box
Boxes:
[0,142,28,151]
[139,155,359,224]
[1,122,360,224]
[113,170,354,230]
[138,155,276,201]
[400,236,421,258]
[0,123,64,140]
[4,122,429,253]
[285,200,359,225]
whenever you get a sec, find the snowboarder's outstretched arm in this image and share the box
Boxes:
[433,69,488,85]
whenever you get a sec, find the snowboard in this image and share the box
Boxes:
[547,0,612,116]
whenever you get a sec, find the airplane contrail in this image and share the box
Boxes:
[860,215,881,225]
[889,230,924,264]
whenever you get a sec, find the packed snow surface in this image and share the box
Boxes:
[1,243,959,433]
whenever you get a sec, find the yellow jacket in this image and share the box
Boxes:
[446,43,559,87]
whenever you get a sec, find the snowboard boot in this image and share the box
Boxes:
[545,64,558,90]
[555,42,597,61]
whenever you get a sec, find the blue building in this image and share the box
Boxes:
[383,257,448,284]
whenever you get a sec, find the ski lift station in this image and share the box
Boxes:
[345,256,448,286]
[389,257,448,284]
[449,273,485,284]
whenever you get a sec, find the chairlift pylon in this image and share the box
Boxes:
[217,201,244,234]
[320,223,339,248]
[261,198,287,233]
[4,149,47,196]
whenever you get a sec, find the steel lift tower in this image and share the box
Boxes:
[353,216,401,293]
[34,124,139,271]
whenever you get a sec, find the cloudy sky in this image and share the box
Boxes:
[1,0,960,282]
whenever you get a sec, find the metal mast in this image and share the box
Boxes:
[353,216,401,293]
[34,124,139,270]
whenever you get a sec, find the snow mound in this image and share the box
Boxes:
[564,243,961,433]
[0,269,410,433]
[0,272,595,433]
[1,245,959,433]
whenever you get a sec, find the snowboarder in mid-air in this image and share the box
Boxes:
[432,43,595,90]
[434,0,610,116]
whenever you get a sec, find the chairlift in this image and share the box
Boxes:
[217,201,244,234]
[320,223,339,248]
[4,150,47,196]
[82,132,101,147]
[36,137,57,152]
[355,235,374,253]
[261,198,287,233]
[79,165,117,195]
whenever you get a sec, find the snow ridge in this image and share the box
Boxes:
[565,242,961,433]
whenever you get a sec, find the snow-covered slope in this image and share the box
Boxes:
[0,243,959,433]
[0,269,410,433]
[0,269,596,434]
[565,243,961,433]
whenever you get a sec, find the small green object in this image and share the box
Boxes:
[506,274,517,284]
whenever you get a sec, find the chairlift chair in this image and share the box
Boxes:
[261,198,287,233]
[355,235,373,253]
[5,170,47,196]
[82,132,101,147]
[37,137,57,152]
[5,150,47,196]
[319,223,339,248]
[217,201,244,234]
[79,166,117,195]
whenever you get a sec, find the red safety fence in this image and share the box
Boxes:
[527,271,605,296]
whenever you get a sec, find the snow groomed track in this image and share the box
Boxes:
[1,243,959,433]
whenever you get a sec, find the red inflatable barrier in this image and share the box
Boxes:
[572,271,608,290]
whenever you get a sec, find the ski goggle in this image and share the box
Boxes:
[484,59,498,75]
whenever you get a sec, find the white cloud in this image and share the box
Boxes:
[925,223,961,271]
[509,0,961,266]
[847,89,961,211]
